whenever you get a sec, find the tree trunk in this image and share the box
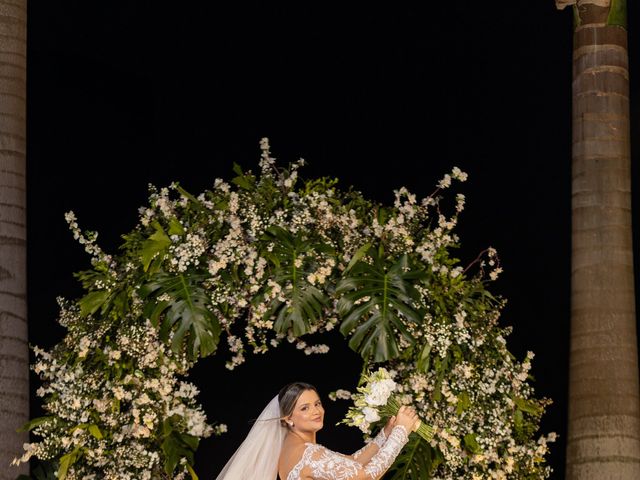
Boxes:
[565,0,640,478]
[0,0,28,478]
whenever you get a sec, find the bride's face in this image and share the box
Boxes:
[289,389,325,433]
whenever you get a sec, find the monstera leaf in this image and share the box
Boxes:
[337,246,425,362]
[259,226,333,336]
[140,272,221,360]
[388,435,442,480]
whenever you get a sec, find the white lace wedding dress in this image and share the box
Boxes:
[286,425,409,480]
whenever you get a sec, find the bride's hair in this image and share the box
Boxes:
[278,382,317,428]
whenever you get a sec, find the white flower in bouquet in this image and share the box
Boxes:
[364,378,396,406]
[362,406,381,423]
[342,368,434,441]
[352,413,370,433]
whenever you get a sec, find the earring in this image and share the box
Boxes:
[288,421,294,427]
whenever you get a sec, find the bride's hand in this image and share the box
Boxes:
[395,405,419,432]
[383,415,396,437]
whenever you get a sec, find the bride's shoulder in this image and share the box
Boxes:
[279,440,318,479]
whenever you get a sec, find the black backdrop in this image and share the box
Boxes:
[26,2,640,478]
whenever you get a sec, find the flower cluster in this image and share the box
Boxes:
[16,302,221,479]
[341,300,556,478]
[341,368,396,432]
[341,368,434,442]
[19,139,553,479]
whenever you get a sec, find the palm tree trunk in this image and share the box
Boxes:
[557,0,640,478]
[0,0,28,478]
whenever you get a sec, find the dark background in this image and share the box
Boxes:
[25,2,639,478]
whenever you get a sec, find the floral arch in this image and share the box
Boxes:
[16,140,555,480]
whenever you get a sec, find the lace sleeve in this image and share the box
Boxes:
[351,428,386,460]
[362,425,408,478]
[290,426,408,480]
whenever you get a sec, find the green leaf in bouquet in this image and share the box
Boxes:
[140,272,221,359]
[337,250,425,362]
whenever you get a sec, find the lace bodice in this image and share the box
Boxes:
[286,425,408,480]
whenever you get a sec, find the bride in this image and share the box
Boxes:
[216,381,419,480]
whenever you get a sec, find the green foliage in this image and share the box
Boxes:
[513,395,547,443]
[141,222,172,272]
[58,446,82,480]
[231,162,256,191]
[387,435,442,480]
[416,342,432,373]
[78,290,110,317]
[21,145,553,479]
[259,225,331,336]
[463,433,481,454]
[16,416,55,433]
[338,247,425,362]
[456,391,471,415]
[141,272,221,360]
[15,461,57,480]
[161,416,200,479]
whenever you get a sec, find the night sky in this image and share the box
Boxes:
[25,3,640,478]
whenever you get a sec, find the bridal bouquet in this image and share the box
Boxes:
[342,368,434,442]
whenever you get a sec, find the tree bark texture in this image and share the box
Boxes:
[0,0,27,478]
[566,2,640,478]
[557,0,612,11]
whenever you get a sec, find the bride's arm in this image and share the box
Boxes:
[358,425,409,479]
[349,417,395,465]
[349,427,388,465]
[301,425,409,480]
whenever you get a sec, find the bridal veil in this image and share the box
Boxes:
[215,395,287,480]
